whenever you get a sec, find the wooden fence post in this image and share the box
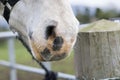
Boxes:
[74,19,120,80]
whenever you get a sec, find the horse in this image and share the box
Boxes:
[0,0,79,62]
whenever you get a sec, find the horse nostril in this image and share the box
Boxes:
[45,25,56,39]
[53,36,64,51]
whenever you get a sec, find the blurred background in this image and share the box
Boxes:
[70,0,120,24]
[0,0,120,80]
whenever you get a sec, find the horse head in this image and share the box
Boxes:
[4,0,79,61]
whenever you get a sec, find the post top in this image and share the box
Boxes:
[79,19,120,32]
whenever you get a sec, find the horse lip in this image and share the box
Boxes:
[50,53,67,61]
[40,49,67,61]
[40,48,51,61]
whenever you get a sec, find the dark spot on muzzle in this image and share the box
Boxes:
[53,36,64,51]
[41,48,52,61]
[29,30,33,39]
[45,25,56,39]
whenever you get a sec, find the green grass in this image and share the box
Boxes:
[0,39,75,80]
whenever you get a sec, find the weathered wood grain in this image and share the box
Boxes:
[74,20,120,80]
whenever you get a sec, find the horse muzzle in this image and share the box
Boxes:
[30,36,73,61]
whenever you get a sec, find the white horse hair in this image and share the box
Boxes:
[0,0,79,61]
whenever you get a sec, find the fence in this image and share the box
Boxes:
[0,31,76,80]
[1,19,120,80]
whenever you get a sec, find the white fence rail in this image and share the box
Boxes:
[0,31,76,80]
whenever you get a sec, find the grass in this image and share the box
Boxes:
[0,39,75,80]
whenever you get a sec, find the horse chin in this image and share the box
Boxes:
[31,48,72,61]
[29,38,74,61]
[34,50,70,61]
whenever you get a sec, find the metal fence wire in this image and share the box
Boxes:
[0,31,76,80]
